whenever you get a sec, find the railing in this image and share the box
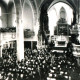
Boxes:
[0,27,16,33]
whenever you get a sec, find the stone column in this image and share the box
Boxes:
[0,46,1,57]
[15,1,24,61]
[78,0,80,23]
[43,12,49,31]
[0,46,2,57]
[77,0,80,42]
[0,33,2,57]
[0,33,1,57]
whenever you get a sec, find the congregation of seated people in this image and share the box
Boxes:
[0,47,80,80]
[0,47,52,80]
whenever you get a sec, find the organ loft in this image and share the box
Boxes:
[0,0,80,80]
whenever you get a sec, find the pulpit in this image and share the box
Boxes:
[73,44,80,66]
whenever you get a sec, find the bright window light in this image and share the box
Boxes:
[48,2,73,36]
[4,0,9,4]
[0,7,2,27]
[0,7,1,16]
[0,19,2,28]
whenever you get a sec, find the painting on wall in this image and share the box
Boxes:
[24,29,35,38]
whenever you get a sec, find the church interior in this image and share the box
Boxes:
[0,0,80,80]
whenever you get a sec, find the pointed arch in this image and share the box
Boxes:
[60,7,66,19]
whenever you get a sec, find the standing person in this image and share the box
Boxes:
[66,40,73,58]
[51,52,55,65]
[48,40,55,51]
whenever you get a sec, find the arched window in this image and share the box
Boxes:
[60,7,66,19]
[0,7,2,27]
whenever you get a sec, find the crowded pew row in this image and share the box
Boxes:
[0,47,80,80]
[0,48,51,80]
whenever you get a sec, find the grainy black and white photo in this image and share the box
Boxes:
[0,0,80,80]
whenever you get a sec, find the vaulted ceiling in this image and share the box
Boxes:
[0,0,79,24]
[1,0,78,12]
[39,0,78,25]
[0,0,78,15]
